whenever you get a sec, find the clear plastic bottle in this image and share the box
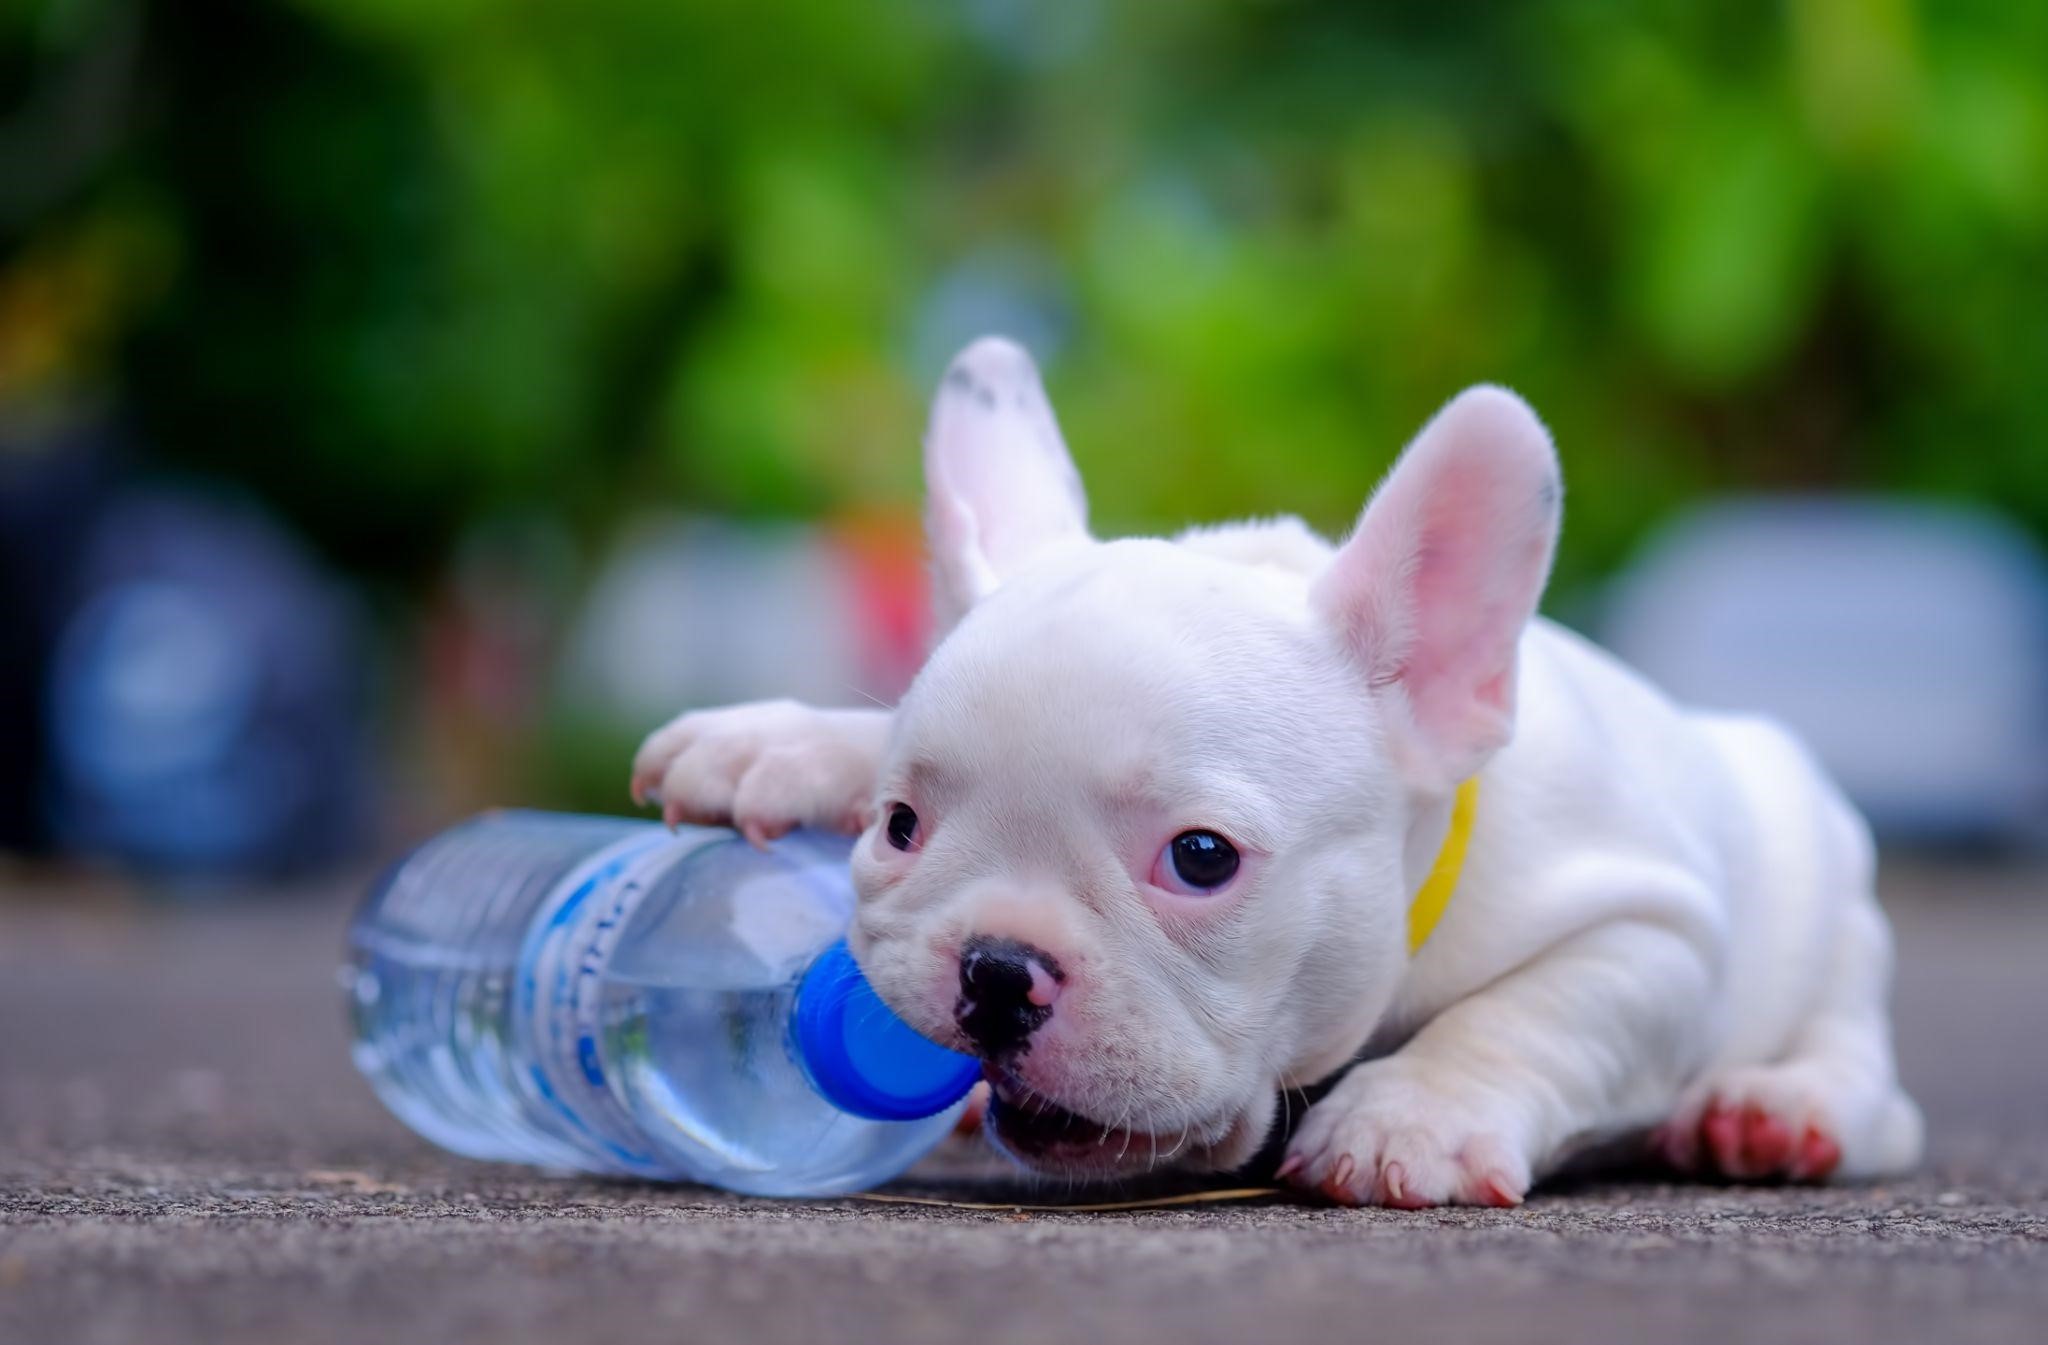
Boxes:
[344,810,979,1196]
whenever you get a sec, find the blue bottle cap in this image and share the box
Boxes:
[794,940,980,1122]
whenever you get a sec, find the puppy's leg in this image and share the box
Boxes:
[1657,895,1923,1182]
[1283,905,1716,1208]
[630,701,892,846]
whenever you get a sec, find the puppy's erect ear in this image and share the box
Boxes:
[924,337,1089,631]
[1311,386,1562,791]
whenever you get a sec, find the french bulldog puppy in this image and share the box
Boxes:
[631,338,1923,1207]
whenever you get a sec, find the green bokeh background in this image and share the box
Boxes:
[6,0,2046,636]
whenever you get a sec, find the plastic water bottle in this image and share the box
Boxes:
[344,810,980,1196]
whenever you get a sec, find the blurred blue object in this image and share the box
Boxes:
[44,485,373,876]
[1600,498,2048,846]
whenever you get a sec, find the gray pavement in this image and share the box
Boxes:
[2,858,2045,1344]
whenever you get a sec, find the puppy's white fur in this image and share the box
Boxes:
[633,338,1922,1205]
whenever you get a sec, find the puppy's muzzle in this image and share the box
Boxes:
[955,936,1064,1055]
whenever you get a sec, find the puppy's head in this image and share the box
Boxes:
[850,338,1560,1179]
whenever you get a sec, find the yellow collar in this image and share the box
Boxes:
[1407,777,1478,954]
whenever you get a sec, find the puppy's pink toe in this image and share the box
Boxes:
[1320,1154,1358,1204]
[1792,1127,1842,1182]
[1382,1161,1425,1210]
[1274,1154,1304,1183]
[739,817,795,849]
[1480,1172,1523,1208]
[1741,1105,1793,1172]
[1702,1103,1746,1175]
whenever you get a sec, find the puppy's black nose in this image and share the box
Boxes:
[955,937,1061,1055]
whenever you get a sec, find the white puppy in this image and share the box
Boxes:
[631,337,1923,1206]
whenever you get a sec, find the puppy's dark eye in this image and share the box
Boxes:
[885,803,919,851]
[1166,830,1239,891]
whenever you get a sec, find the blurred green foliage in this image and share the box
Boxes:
[5,0,2048,593]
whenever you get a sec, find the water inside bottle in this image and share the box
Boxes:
[598,829,960,1193]
[348,812,645,1170]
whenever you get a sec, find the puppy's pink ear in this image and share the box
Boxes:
[924,337,1089,631]
[1311,386,1561,790]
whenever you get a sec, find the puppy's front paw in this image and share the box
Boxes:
[1280,1059,1532,1209]
[629,700,877,845]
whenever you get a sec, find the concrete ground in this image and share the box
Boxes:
[1,859,2044,1345]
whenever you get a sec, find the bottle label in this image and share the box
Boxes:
[514,826,716,1171]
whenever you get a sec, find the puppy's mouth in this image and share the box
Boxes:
[980,1064,1208,1176]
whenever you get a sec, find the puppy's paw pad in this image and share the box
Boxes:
[1660,1068,1842,1182]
